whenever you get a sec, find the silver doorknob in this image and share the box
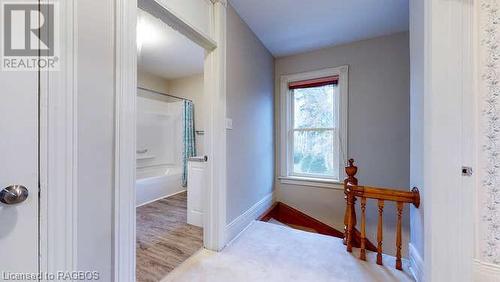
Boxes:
[0,185,29,205]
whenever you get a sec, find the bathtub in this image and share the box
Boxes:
[136,165,184,207]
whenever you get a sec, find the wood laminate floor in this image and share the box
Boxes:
[137,192,203,282]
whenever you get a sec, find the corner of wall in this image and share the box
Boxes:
[224,192,275,245]
[409,243,424,282]
[474,260,500,282]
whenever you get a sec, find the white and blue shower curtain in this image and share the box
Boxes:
[182,100,196,187]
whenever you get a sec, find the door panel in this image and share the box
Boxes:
[0,41,39,276]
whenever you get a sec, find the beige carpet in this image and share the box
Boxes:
[161,221,413,282]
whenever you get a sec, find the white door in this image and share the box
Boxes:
[0,3,40,276]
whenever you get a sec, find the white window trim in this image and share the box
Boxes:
[279,65,349,187]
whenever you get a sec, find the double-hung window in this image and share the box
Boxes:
[280,66,348,184]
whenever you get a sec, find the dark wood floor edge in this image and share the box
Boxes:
[258,201,377,252]
[258,201,343,237]
[258,202,278,221]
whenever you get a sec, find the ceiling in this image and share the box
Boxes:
[229,0,409,57]
[137,9,204,80]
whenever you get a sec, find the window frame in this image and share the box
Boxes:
[279,66,349,186]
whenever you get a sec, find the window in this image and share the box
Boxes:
[280,66,348,185]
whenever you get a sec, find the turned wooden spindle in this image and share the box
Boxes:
[359,197,367,261]
[395,202,404,270]
[376,199,384,265]
[346,186,356,252]
[343,159,358,245]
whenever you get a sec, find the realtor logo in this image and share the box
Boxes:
[1,2,59,71]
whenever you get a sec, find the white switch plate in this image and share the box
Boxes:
[226,118,233,130]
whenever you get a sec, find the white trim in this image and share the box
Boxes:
[421,0,476,281]
[114,0,138,281]
[39,0,78,276]
[136,189,187,208]
[474,260,500,282]
[278,176,344,190]
[409,243,423,282]
[203,0,227,251]
[279,66,349,184]
[138,0,217,51]
[224,193,275,244]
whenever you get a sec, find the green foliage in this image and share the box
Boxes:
[292,84,337,177]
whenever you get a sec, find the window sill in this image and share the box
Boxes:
[278,176,344,190]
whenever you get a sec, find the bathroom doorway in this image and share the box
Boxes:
[135,8,208,281]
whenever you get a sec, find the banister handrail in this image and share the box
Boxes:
[346,184,420,208]
[343,159,420,271]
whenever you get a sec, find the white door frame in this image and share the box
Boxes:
[419,0,476,281]
[113,0,228,281]
[39,0,78,276]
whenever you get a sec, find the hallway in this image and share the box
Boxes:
[162,221,414,282]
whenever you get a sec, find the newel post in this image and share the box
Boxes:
[343,159,358,247]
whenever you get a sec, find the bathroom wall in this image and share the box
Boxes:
[168,74,205,155]
[137,70,205,155]
[138,70,170,93]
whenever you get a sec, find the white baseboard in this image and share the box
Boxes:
[224,192,275,244]
[409,243,424,282]
[474,259,500,282]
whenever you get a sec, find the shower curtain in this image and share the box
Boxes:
[182,100,196,187]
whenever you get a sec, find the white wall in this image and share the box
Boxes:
[76,0,114,280]
[226,4,275,224]
[275,32,410,257]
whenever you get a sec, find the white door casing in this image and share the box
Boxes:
[114,0,228,280]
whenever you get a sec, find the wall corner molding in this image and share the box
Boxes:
[474,259,500,281]
[409,243,423,282]
[211,0,227,7]
[225,192,275,245]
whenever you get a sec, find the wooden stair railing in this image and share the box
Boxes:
[343,159,420,271]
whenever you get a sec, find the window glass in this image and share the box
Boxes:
[290,84,339,179]
[293,85,335,129]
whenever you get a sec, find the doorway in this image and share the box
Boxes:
[135,7,207,280]
[114,1,227,280]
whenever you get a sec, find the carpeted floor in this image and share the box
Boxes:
[161,221,414,282]
[136,192,203,282]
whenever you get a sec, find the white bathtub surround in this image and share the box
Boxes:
[136,166,185,207]
[136,96,184,167]
[162,221,412,282]
[136,95,185,207]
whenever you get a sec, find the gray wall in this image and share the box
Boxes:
[77,0,114,280]
[226,4,275,224]
[275,32,410,256]
[409,0,425,260]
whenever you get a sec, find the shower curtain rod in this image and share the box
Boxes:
[138,86,193,103]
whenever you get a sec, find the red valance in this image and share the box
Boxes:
[288,75,339,90]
